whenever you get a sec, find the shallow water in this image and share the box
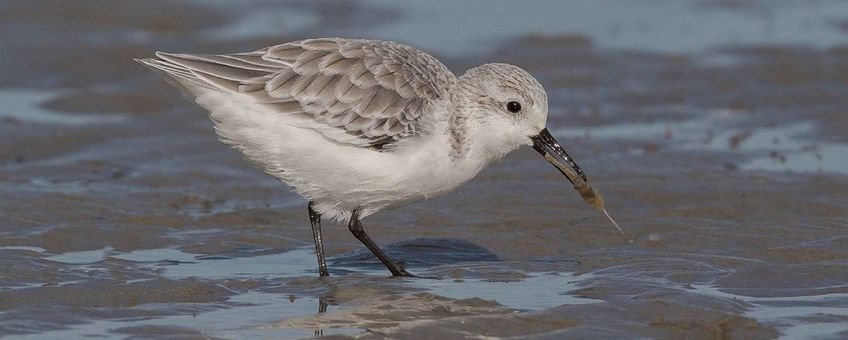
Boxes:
[3,241,593,337]
[2,0,848,338]
[693,284,848,339]
[0,90,128,126]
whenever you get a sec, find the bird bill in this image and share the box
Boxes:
[530,128,586,185]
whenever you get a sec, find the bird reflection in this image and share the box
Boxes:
[313,292,332,336]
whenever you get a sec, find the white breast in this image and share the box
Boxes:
[198,91,479,223]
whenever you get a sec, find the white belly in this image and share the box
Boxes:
[199,92,481,223]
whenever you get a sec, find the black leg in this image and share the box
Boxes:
[347,209,414,277]
[308,201,329,277]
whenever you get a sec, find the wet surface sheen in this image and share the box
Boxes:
[2,0,847,339]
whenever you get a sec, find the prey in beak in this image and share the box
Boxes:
[530,128,632,242]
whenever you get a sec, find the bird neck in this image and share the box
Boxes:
[446,113,525,178]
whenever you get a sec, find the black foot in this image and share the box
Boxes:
[393,268,417,278]
[347,209,432,278]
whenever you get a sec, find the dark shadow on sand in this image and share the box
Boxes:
[328,238,501,272]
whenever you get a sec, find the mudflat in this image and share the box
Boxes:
[1,1,847,338]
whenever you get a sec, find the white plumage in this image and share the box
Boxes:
[138,38,562,277]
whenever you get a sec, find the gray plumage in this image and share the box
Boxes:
[137,38,457,148]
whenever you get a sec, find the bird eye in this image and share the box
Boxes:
[506,101,522,113]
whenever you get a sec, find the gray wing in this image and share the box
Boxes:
[137,38,457,148]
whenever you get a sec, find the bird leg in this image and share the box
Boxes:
[347,209,414,277]
[308,201,329,277]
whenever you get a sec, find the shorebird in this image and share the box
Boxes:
[137,38,605,277]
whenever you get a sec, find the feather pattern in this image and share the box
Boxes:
[139,38,457,148]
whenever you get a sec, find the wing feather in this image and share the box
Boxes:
[266,69,299,98]
[222,54,285,69]
[138,38,457,148]
[156,52,266,82]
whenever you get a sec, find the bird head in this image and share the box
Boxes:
[456,63,586,184]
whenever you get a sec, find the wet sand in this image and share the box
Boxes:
[2,1,848,338]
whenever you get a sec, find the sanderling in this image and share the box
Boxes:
[137,38,621,277]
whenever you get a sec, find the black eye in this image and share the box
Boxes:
[506,101,522,113]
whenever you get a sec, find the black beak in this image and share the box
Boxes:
[530,128,587,184]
